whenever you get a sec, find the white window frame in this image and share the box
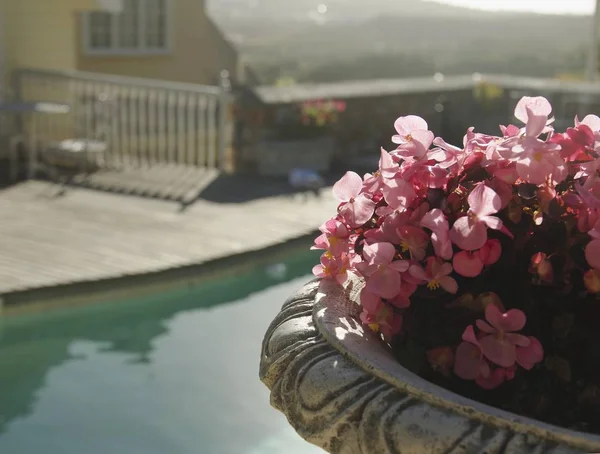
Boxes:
[82,0,173,56]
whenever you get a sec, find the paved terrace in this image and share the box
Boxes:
[0,178,338,295]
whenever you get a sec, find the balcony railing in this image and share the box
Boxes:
[11,68,232,171]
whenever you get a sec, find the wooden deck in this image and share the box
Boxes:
[0,180,337,294]
[71,165,220,204]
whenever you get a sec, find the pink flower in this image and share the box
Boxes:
[516,336,544,370]
[357,242,409,299]
[487,178,513,210]
[476,367,509,390]
[476,304,530,368]
[454,326,490,380]
[360,300,403,342]
[381,176,417,212]
[505,137,565,185]
[388,280,417,309]
[403,160,450,191]
[496,96,566,185]
[550,124,595,162]
[513,96,554,138]
[397,226,429,261]
[450,184,504,251]
[363,149,398,193]
[479,239,502,266]
[312,253,351,285]
[392,115,434,158]
[409,256,458,294]
[420,208,453,260]
[585,239,600,270]
[428,136,463,169]
[575,113,600,137]
[452,250,484,277]
[573,183,600,233]
[333,171,376,228]
[312,219,350,256]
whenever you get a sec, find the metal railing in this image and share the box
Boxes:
[11,68,232,170]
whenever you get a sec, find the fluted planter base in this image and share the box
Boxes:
[259,278,600,454]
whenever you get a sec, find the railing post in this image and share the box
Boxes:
[217,69,231,171]
[11,69,24,135]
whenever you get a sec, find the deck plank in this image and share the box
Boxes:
[0,180,336,293]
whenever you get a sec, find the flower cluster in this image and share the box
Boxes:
[301,99,347,127]
[312,96,600,389]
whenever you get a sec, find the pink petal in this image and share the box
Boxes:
[515,156,555,186]
[340,195,376,228]
[480,215,503,230]
[360,288,383,313]
[432,235,454,260]
[389,260,409,273]
[580,114,600,132]
[485,304,526,332]
[379,148,398,178]
[332,171,363,202]
[389,293,411,309]
[454,342,482,380]
[468,184,501,217]
[450,217,488,252]
[366,267,402,299]
[585,239,600,270]
[438,261,453,277]
[452,250,484,277]
[312,264,325,277]
[420,208,449,233]
[395,140,427,159]
[516,336,544,370]
[479,335,517,367]
[363,242,396,265]
[394,115,428,136]
[525,110,548,138]
[438,276,458,294]
[462,325,479,344]
[476,320,496,334]
[408,264,428,281]
[479,239,502,266]
[382,178,417,211]
[514,96,552,124]
[475,368,506,390]
[410,129,435,151]
[505,333,531,347]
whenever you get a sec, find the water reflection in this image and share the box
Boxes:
[0,250,323,454]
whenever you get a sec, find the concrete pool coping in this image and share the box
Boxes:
[1,231,319,317]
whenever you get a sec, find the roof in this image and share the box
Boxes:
[253,73,600,105]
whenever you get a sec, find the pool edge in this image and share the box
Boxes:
[1,231,319,316]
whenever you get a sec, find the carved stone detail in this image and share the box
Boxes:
[260,278,600,454]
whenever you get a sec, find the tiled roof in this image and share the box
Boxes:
[253,73,600,104]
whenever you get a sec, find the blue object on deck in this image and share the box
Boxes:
[0,101,70,114]
[288,168,324,190]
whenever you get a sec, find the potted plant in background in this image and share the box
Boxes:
[257,98,346,176]
[260,96,600,453]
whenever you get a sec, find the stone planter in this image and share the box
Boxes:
[259,278,600,454]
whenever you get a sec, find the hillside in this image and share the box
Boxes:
[207,0,591,83]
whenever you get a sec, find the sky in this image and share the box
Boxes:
[427,0,595,15]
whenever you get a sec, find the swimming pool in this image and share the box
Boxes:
[0,249,324,454]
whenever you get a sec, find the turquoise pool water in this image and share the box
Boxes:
[0,250,324,454]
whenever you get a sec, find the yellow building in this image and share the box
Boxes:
[0,0,247,97]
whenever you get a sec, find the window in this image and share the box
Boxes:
[83,0,171,55]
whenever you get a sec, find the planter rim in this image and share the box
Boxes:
[314,278,600,452]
